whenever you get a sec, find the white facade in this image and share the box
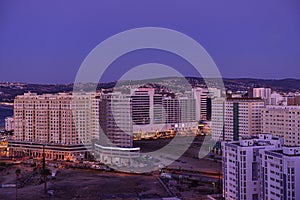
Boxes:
[270,92,286,106]
[222,134,284,200]
[192,87,209,120]
[5,116,14,131]
[261,106,300,146]
[99,92,133,148]
[253,88,271,105]
[260,147,300,200]
[211,98,226,141]
[94,143,140,167]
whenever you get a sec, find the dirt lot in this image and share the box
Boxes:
[0,166,167,200]
[0,136,221,200]
[134,136,222,172]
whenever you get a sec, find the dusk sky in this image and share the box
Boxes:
[0,0,300,83]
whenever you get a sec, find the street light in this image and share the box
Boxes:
[212,182,216,194]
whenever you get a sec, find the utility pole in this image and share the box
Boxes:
[42,144,46,194]
[15,169,21,200]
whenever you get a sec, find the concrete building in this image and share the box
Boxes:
[99,92,133,148]
[294,95,300,105]
[211,98,226,141]
[225,98,264,141]
[5,116,14,131]
[270,92,286,106]
[222,134,284,200]
[10,92,100,160]
[193,87,209,120]
[97,92,140,166]
[261,106,300,146]
[131,88,154,125]
[179,96,196,123]
[260,147,300,200]
[13,92,76,144]
[212,98,264,141]
[162,97,180,124]
[252,88,271,105]
[130,88,198,138]
[93,144,140,167]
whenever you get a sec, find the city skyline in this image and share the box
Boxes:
[1,1,300,199]
[0,1,300,83]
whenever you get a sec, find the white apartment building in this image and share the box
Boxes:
[252,88,271,105]
[261,106,300,146]
[270,92,286,106]
[179,96,196,123]
[99,92,133,148]
[211,97,226,141]
[260,147,300,200]
[97,92,140,166]
[222,134,284,200]
[193,87,209,120]
[5,116,14,131]
[212,98,264,141]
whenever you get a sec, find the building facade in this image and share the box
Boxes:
[99,92,133,148]
[130,88,198,137]
[212,98,264,141]
[192,87,209,120]
[10,92,100,160]
[252,88,271,105]
[5,116,14,131]
[260,147,300,200]
[97,92,139,166]
[222,134,284,200]
[261,106,300,146]
[211,97,226,141]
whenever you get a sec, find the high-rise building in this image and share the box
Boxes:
[212,98,264,141]
[162,97,180,124]
[153,93,164,124]
[260,147,300,200]
[99,92,133,148]
[222,134,284,200]
[130,88,170,134]
[14,92,76,144]
[130,88,198,136]
[261,106,300,146]
[211,97,226,141]
[10,92,100,160]
[225,98,264,141]
[5,116,14,131]
[252,88,271,105]
[192,88,209,120]
[179,97,196,123]
[131,88,154,125]
[96,92,140,166]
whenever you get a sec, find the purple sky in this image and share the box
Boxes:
[0,0,300,83]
